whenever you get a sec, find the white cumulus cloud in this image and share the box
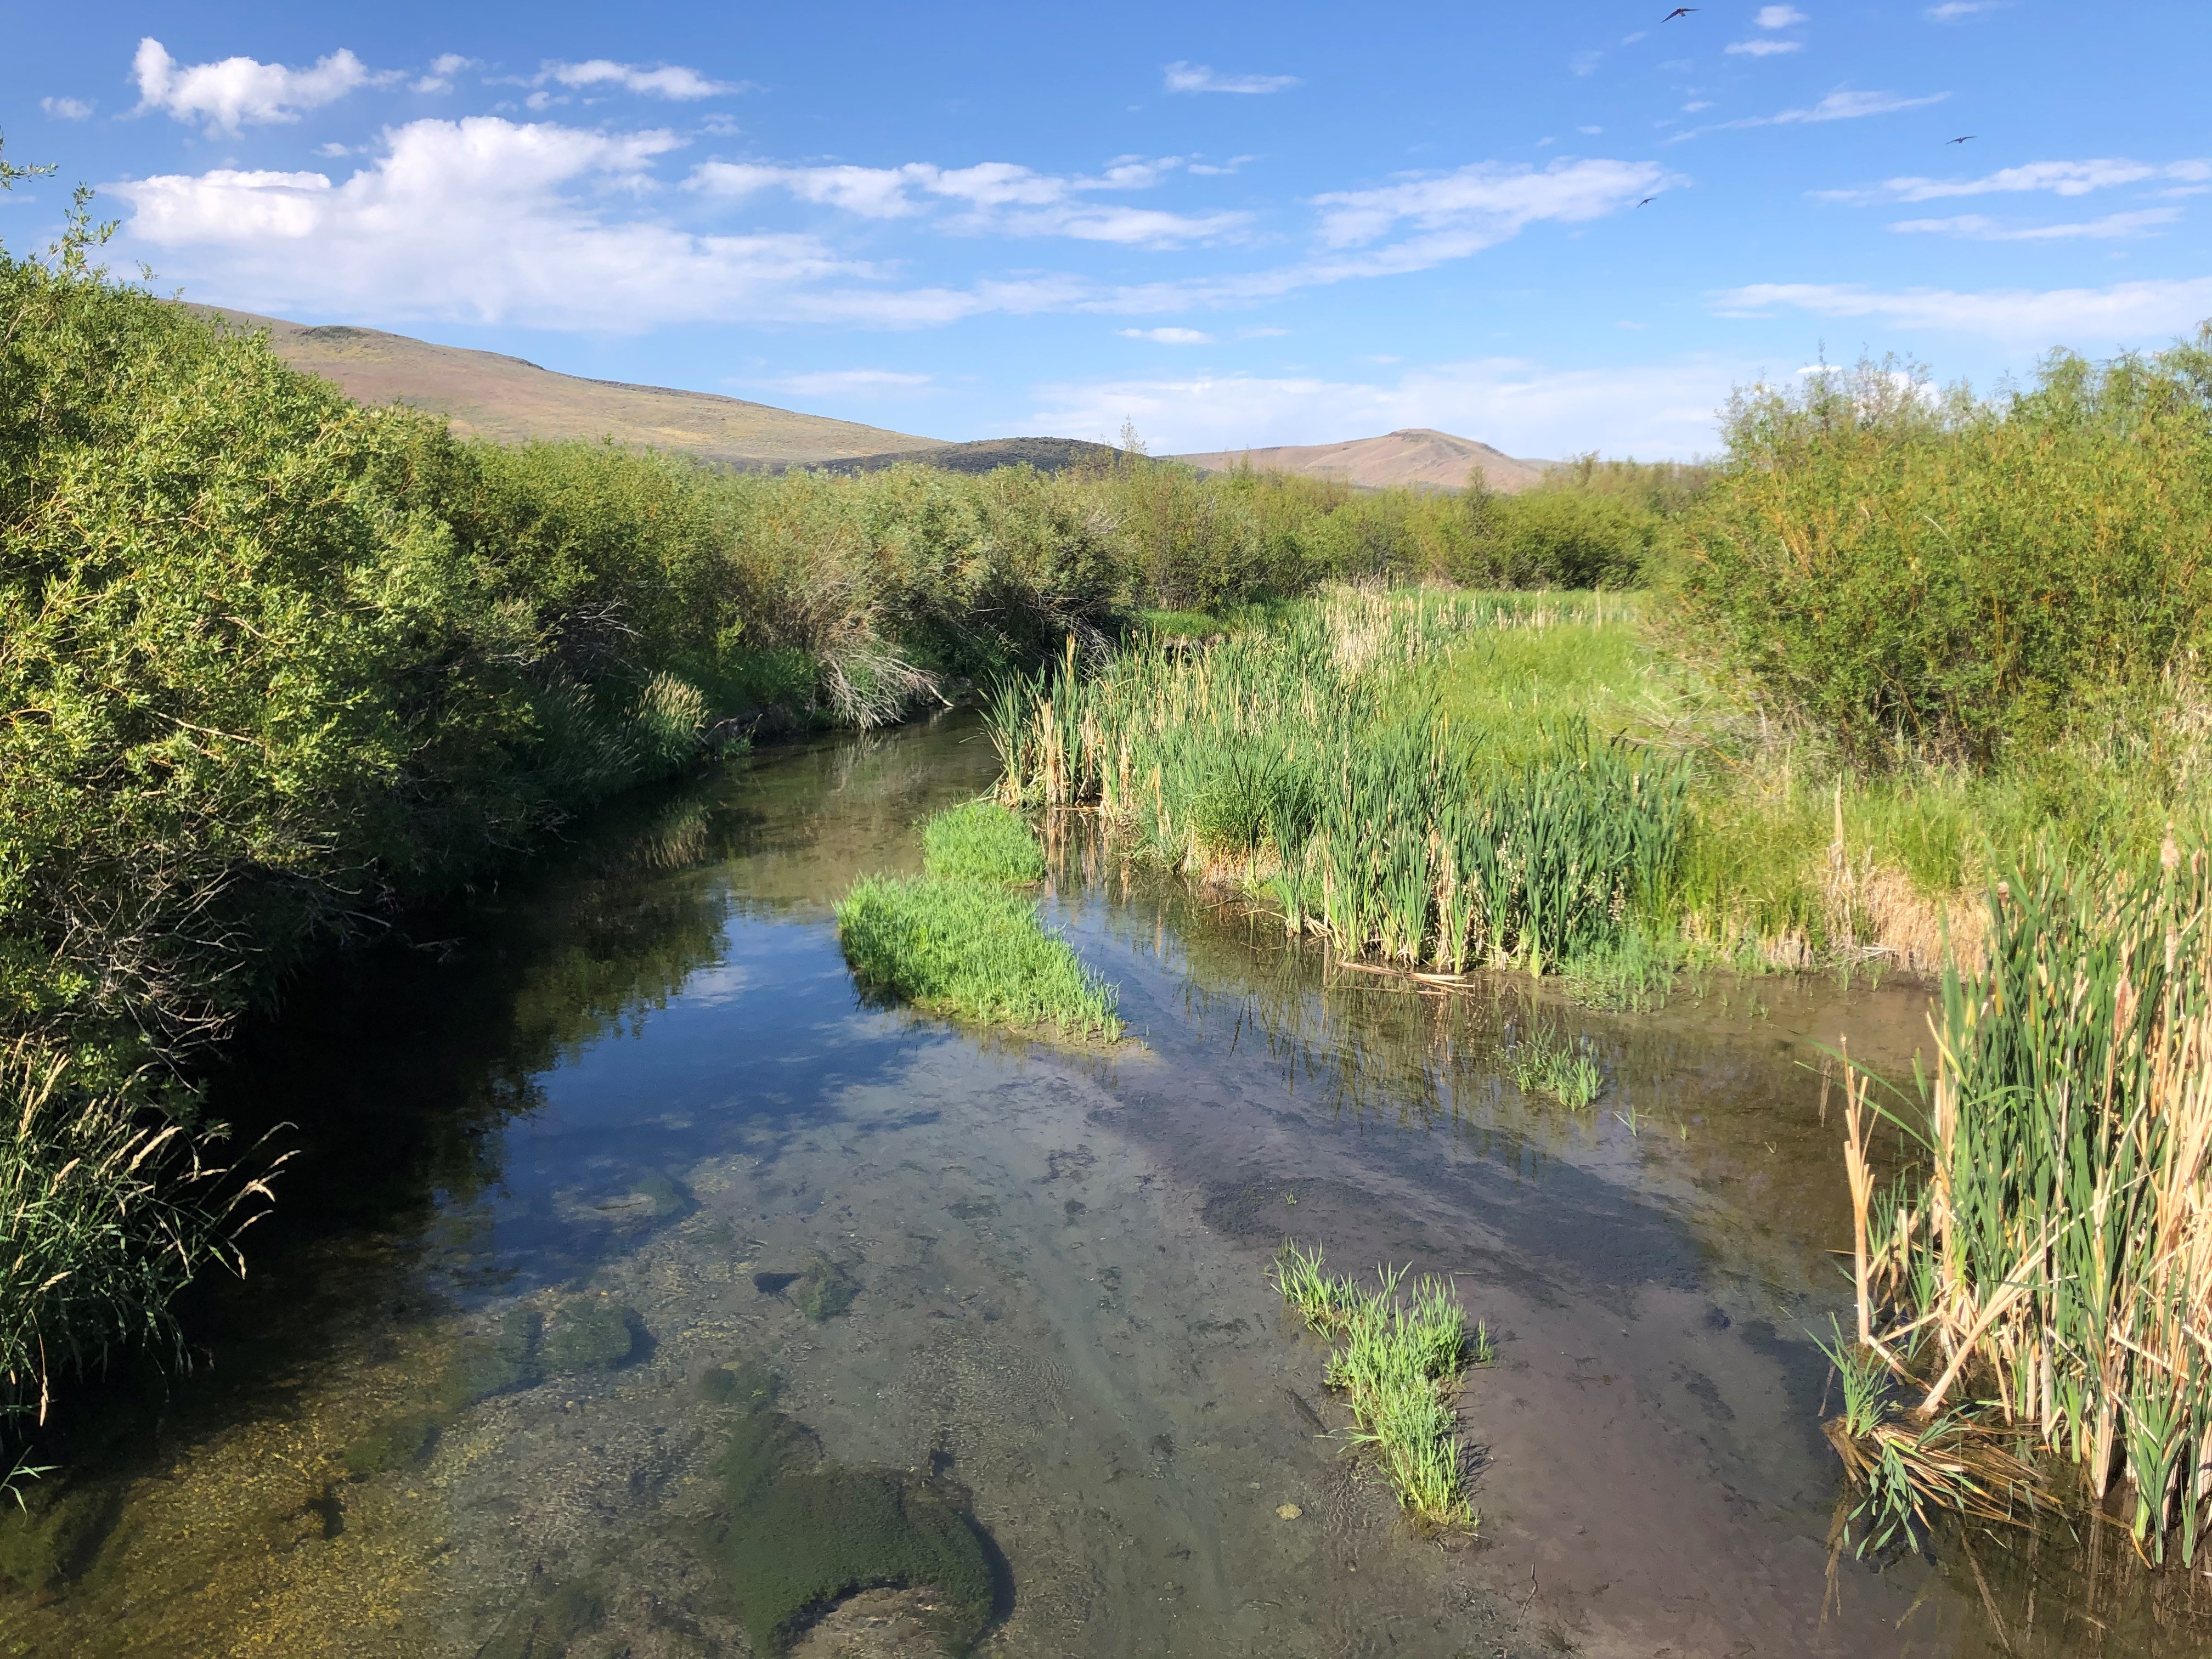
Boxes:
[1726,40,1804,56]
[132,38,387,135]
[110,116,1001,331]
[414,54,478,94]
[1162,61,1300,94]
[41,96,93,120]
[1756,4,1809,24]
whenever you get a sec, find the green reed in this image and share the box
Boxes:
[988,589,1685,977]
[1836,843,2212,1562]
[1503,1023,1604,1108]
[1269,1242,1481,1531]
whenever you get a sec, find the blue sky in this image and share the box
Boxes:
[5,2,2208,458]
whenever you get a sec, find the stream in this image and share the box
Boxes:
[2,713,2207,1657]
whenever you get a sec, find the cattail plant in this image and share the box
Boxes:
[1831,839,2212,1562]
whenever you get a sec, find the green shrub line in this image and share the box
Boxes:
[1270,1242,1487,1532]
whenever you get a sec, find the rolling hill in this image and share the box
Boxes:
[185,304,948,467]
[1170,428,1551,493]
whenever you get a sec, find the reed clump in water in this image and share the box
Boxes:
[1503,1022,1604,1108]
[1271,1241,1485,1532]
[990,590,1686,979]
[1829,842,2212,1564]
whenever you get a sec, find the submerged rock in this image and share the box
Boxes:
[788,1255,860,1323]
[716,1400,995,1654]
[0,1482,122,1594]
[339,1411,439,1477]
[698,1358,780,1408]
[540,1299,641,1375]
[435,1307,544,1412]
[477,1575,608,1658]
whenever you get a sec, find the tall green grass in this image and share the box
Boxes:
[836,876,1120,1040]
[990,589,1686,975]
[1835,845,2212,1562]
[921,801,1046,885]
[0,1042,276,1451]
[1271,1242,1484,1531]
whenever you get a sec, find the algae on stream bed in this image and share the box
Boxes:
[715,1392,997,1654]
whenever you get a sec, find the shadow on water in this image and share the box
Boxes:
[2,712,2208,1657]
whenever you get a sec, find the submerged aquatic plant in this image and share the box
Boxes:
[1503,1023,1604,1109]
[1268,1243,1481,1532]
[837,876,1121,1041]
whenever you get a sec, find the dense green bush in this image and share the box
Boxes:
[1661,338,2212,766]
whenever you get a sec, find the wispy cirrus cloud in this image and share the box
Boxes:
[742,368,936,398]
[131,37,391,134]
[1028,356,1741,459]
[1726,40,1804,56]
[689,156,1250,246]
[1712,276,2212,343]
[1120,326,1215,343]
[1309,157,1673,256]
[1672,87,1947,144]
[1162,61,1300,95]
[1926,1,2007,20]
[41,96,93,120]
[531,59,744,100]
[1817,157,2212,204]
[1887,207,2180,241]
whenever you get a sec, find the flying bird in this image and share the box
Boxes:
[1946,135,1977,145]
[1663,6,1698,18]
[1637,196,1658,207]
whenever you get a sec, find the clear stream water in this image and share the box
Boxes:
[3,714,2207,1658]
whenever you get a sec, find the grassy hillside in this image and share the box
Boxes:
[186,303,949,466]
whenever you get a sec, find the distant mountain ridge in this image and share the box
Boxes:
[182,307,1555,489]
[1170,428,1552,493]
[185,304,947,467]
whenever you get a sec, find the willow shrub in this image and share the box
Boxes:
[1663,339,2212,766]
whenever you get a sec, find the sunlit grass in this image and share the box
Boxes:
[1270,1241,1483,1532]
[836,875,1120,1041]
[920,800,1045,885]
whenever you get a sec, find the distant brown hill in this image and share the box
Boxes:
[798,437,1125,477]
[185,304,948,467]
[1170,428,1551,493]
